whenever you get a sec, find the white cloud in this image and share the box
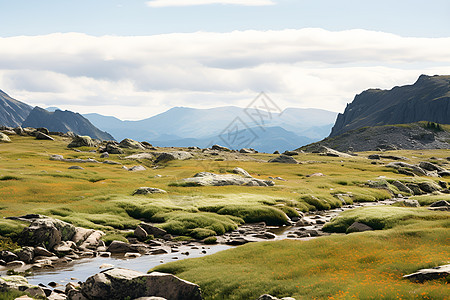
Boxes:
[146,0,276,7]
[0,29,449,120]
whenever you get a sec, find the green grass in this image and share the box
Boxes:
[152,216,450,299]
[323,206,449,233]
[217,205,290,226]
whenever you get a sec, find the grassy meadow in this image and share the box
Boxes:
[1,134,449,299]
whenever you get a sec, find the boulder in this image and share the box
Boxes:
[391,180,413,195]
[239,148,256,154]
[36,131,54,141]
[36,127,50,135]
[100,152,109,158]
[19,217,76,250]
[403,264,450,283]
[125,153,155,160]
[80,268,202,300]
[282,151,299,156]
[418,161,445,172]
[128,165,146,172]
[0,132,11,142]
[0,250,18,263]
[139,223,168,238]
[106,241,139,253]
[385,162,427,176]
[418,182,441,193]
[16,246,35,264]
[346,222,373,234]
[14,126,25,136]
[430,200,450,208]
[155,151,192,163]
[438,171,450,177]
[0,275,44,296]
[134,226,148,240]
[396,199,420,207]
[133,187,167,195]
[316,146,352,158]
[105,142,124,154]
[368,154,380,160]
[211,144,231,152]
[34,246,55,257]
[119,138,145,150]
[68,136,95,148]
[68,166,84,170]
[79,230,105,250]
[268,155,298,164]
[232,167,252,178]
[183,172,274,187]
[405,183,425,195]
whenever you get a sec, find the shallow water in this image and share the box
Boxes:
[16,245,232,286]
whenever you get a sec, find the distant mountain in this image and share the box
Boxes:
[330,75,450,137]
[0,89,33,127]
[153,126,314,153]
[84,106,337,152]
[23,107,114,141]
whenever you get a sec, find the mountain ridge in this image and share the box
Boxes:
[0,89,33,127]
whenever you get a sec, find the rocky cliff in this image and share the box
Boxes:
[0,89,33,127]
[22,107,114,141]
[330,75,450,137]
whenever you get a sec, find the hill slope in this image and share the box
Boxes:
[0,89,33,127]
[22,107,114,140]
[330,75,450,137]
[299,122,450,152]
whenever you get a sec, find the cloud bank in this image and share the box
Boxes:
[146,0,276,7]
[0,28,449,119]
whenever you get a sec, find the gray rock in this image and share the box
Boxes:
[418,182,441,193]
[106,241,139,253]
[34,246,55,257]
[368,154,380,160]
[119,138,145,150]
[134,226,148,240]
[419,161,445,172]
[391,180,413,195]
[16,246,35,264]
[0,250,19,263]
[79,230,105,250]
[0,132,11,142]
[403,264,450,283]
[68,136,95,148]
[438,180,447,189]
[100,152,109,158]
[346,222,373,234]
[68,166,84,170]
[282,151,299,156]
[125,153,155,160]
[233,167,252,178]
[211,144,230,151]
[14,126,25,136]
[430,200,450,208]
[155,151,192,163]
[80,268,202,300]
[36,131,55,141]
[5,260,25,269]
[129,165,146,172]
[239,148,256,154]
[19,217,76,250]
[438,170,450,177]
[133,187,167,195]
[268,155,298,164]
[140,223,167,238]
[396,199,420,207]
[405,183,425,195]
[105,142,124,154]
[183,172,274,187]
[386,162,427,176]
[0,275,44,296]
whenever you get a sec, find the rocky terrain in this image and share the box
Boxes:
[330,75,450,137]
[299,122,450,152]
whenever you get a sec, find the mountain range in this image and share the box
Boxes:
[0,90,33,127]
[83,106,337,152]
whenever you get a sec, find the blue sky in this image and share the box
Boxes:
[0,0,449,119]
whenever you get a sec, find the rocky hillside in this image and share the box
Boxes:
[0,89,33,127]
[330,75,450,137]
[22,107,114,141]
[299,122,450,152]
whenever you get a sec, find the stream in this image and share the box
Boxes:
[2,200,395,288]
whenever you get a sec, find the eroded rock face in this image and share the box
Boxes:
[80,268,202,300]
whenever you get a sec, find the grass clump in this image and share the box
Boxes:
[277,206,299,219]
[0,219,27,239]
[0,237,21,251]
[203,236,217,244]
[217,205,289,226]
[323,206,449,233]
[191,228,216,239]
[101,232,129,245]
[0,175,21,181]
[300,195,331,210]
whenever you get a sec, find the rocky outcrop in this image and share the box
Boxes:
[268,155,298,164]
[79,268,202,300]
[182,172,274,187]
[68,135,96,148]
[0,275,46,298]
[403,264,450,283]
[119,138,145,150]
[330,75,450,137]
[155,151,193,163]
[0,132,11,142]
[133,187,167,195]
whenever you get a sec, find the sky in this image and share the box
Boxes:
[0,0,449,120]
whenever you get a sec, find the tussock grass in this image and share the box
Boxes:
[217,205,290,226]
[153,217,450,299]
